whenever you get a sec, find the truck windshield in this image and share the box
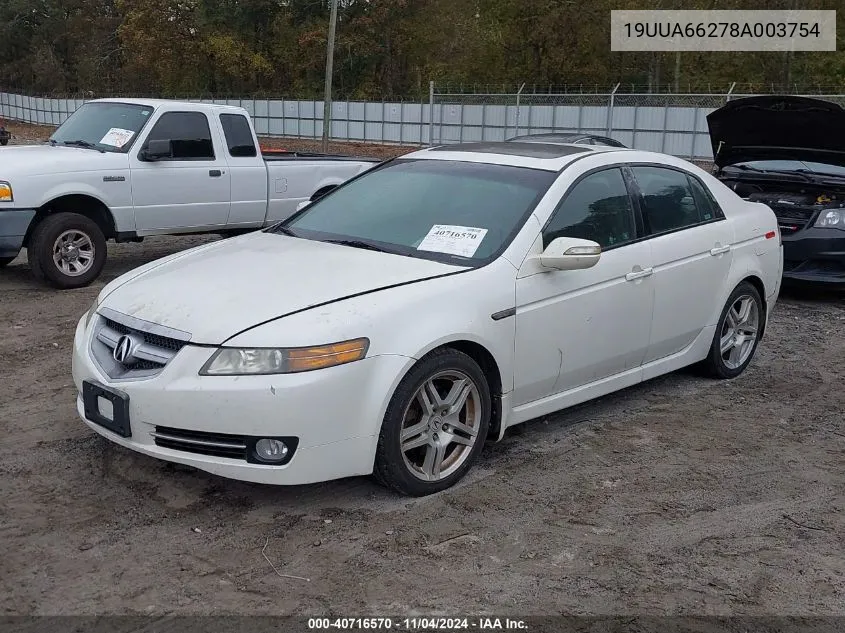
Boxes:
[49,102,154,153]
[276,159,557,265]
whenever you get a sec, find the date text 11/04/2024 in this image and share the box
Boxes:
[307,617,529,630]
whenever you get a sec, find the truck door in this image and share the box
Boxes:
[215,112,268,227]
[129,110,231,232]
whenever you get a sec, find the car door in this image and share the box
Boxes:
[130,110,231,232]
[512,166,655,406]
[627,165,734,366]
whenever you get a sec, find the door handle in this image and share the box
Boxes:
[209,169,222,177]
[710,244,731,256]
[625,267,653,281]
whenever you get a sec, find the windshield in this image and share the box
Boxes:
[49,102,154,152]
[728,159,845,178]
[276,159,557,264]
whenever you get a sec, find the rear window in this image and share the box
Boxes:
[220,114,257,157]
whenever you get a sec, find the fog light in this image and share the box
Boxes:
[254,438,289,463]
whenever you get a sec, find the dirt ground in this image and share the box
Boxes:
[1,125,844,617]
[1,239,843,617]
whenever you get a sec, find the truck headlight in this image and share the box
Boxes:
[199,338,369,375]
[815,209,845,228]
[0,181,12,202]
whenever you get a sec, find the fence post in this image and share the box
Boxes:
[725,81,736,103]
[606,82,620,136]
[513,82,526,138]
[428,80,435,146]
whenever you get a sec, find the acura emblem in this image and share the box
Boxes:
[113,335,135,364]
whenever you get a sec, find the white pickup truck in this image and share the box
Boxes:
[0,98,379,288]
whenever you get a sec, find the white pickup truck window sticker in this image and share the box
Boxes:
[99,128,135,148]
[417,225,488,258]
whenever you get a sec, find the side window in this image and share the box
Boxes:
[687,174,725,220]
[543,168,636,249]
[220,114,257,157]
[631,166,701,235]
[144,112,214,160]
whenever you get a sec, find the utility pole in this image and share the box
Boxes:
[322,0,339,152]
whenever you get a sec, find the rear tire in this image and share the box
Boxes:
[0,256,15,267]
[373,348,491,496]
[701,281,764,379]
[28,213,107,289]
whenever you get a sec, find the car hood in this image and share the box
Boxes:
[98,231,466,344]
[0,144,126,176]
[707,96,845,168]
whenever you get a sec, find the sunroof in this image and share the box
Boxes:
[429,141,592,159]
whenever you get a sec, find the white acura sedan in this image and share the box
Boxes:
[72,141,782,496]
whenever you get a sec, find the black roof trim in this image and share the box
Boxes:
[429,141,592,159]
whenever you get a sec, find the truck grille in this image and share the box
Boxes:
[90,310,190,380]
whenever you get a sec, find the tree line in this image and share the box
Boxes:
[0,0,842,99]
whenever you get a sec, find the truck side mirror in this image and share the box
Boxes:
[141,139,172,161]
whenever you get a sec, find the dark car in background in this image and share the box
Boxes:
[507,132,626,147]
[708,95,845,286]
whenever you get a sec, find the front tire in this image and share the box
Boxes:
[373,348,491,496]
[28,213,107,289]
[702,281,764,379]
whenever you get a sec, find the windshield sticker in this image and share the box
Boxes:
[99,127,135,148]
[417,225,488,258]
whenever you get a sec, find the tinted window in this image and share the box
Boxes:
[632,166,700,234]
[220,114,257,157]
[687,175,722,221]
[145,112,214,159]
[543,168,635,249]
[281,159,556,264]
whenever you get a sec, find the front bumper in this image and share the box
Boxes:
[71,315,413,485]
[782,227,845,286]
[0,208,36,258]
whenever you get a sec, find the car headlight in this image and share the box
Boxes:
[0,181,12,202]
[199,338,370,376]
[815,209,845,228]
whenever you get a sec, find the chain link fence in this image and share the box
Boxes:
[3,85,845,163]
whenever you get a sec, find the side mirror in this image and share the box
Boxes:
[141,139,172,161]
[536,237,601,271]
[296,200,310,212]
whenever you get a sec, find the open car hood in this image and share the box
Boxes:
[707,96,845,169]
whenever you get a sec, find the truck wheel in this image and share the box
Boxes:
[0,139,8,146]
[29,213,107,289]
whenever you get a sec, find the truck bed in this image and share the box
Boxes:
[261,149,381,163]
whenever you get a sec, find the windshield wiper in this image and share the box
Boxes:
[62,139,104,152]
[729,164,811,181]
[793,168,845,181]
[273,226,299,237]
[322,238,391,253]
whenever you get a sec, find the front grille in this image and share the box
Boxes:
[91,313,190,380]
[102,317,188,353]
[152,426,247,460]
[769,205,815,234]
